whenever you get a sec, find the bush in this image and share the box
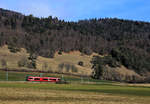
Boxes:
[65,64,71,72]
[58,50,62,55]
[71,65,78,72]
[18,56,28,67]
[78,61,84,66]
[1,59,7,68]
[27,61,36,69]
[81,47,92,55]
[27,53,37,69]
[58,63,65,72]
[42,62,48,70]
[8,45,20,53]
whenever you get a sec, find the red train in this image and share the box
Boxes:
[26,76,61,82]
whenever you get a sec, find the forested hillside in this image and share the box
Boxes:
[0,8,150,82]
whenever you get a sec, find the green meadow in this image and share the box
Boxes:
[0,70,150,104]
[0,82,150,104]
[0,70,109,83]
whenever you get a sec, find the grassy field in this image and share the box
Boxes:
[0,70,112,84]
[0,82,150,104]
[0,70,150,104]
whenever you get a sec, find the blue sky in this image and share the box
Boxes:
[0,0,150,22]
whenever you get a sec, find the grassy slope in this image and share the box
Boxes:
[0,45,142,79]
[0,82,150,104]
[37,51,95,75]
[0,45,28,69]
[0,45,94,75]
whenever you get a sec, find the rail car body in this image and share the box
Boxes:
[26,76,61,82]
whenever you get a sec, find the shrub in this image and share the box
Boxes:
[58,50,62,55]
[65,64,71,72]
[78,61,84,66]
[58,63,64,72]
[8,45,20,53]
[27,61,36,69]
[71,65,78,72]
[27,53,37,69]
[42,62,48,70]
[18,56,28,67]
[1,59,7,68]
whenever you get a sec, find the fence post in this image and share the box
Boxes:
[81,76,83,83]
[40,73,43,77]
[6,68,8,81]
[61,74,64,81]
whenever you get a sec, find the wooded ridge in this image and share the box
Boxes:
[0,8,150,81]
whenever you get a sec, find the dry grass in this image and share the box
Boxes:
[0,45,94,76]
[0,87,149,104]
[0,45,29,69]
[115,66,139,76]
[0,45,144,78]
[103,66,143,81]
[117,83,150,87]
[37,51,93,75]
[0,81,150,104]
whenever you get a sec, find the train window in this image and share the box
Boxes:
[29,78,33,79]
[50,79,56,81]
[34,78,40,80]
[43,79,48,80]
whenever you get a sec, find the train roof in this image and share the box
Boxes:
[28,76,60,79]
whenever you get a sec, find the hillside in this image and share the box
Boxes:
[0,45,93,76]
[0,8,150,82]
